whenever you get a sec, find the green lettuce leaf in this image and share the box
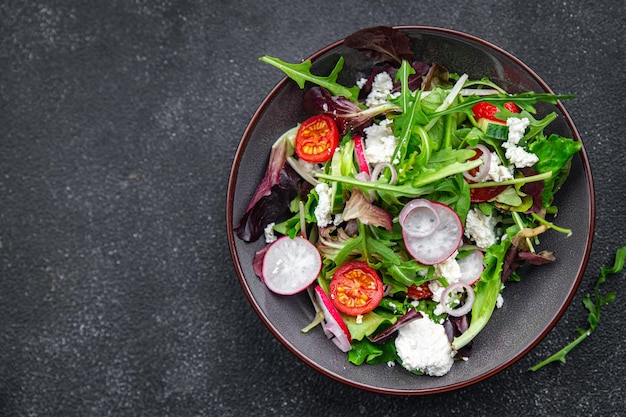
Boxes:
[529,134,582,206]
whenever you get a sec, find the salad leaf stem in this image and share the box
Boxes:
[512,212,534,252]
[468,172,552,188]
[531,212,572,237]
[434,93,575,118]
[314,158,482,197]
[530,246,626,371]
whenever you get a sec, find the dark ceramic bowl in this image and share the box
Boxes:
[227,26,594,395]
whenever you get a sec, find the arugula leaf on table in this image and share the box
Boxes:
[530,246,626,371]
[259,55,360,101]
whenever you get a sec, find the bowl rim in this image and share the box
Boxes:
[226,25,595,395]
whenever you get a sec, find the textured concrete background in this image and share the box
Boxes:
[1,1,625,416]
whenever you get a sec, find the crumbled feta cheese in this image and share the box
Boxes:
[428,280,445,303]
[506,117,530,145]
[496,293,504,308]
[314,182,333,227]
[395,313,456,376]
[363,120,397,164]
[503,143,539,168]
[465,207,499,249]
[264,222,277,244]
[433,252,462,283]
[356,314,363,324]
[502,117,538,168]
[387,361,396,368]
[486,151,514,182]
[365,72,399,107]
[356,77,367,89]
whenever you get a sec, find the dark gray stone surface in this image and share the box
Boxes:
[1,1,624,416]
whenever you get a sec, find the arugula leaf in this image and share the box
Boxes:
[530,246,626,371]
[259,55,360,101]
[435,92,576,118]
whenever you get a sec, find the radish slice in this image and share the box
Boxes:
[261,236,322,295]
[463,144,491,183]
[441,282,475,317]
[457,250,485,285]
[314,285,352,351]
[403,202,463,265]
[353,135,370,175]
[399,199,440,238]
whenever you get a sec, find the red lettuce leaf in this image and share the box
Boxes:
[235,136,312,242]
[344,26,414,66]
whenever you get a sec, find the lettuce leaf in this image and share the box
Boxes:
[529,134,582,206]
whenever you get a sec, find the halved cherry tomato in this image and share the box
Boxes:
[470,185,507,202]
[471,101,520,123]
[294,114,339,163]
[329,261,383,316]
[406,283,433,300]
[465,146,508,202]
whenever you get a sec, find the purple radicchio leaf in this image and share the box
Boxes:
[368,308,422,344]
[253,244,270,280]
[520,167,545,213]
[518,250,556,265]
[342,189,393,231]
[303,86,400,136]
[421,62,452,90]
[344,26,414,66]
[234,164,305,242]
[445,315,473,358]
[302,87,371,135]
[235,137,311,242]
[501,243,524,282]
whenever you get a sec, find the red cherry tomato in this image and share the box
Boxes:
[406,283,433,300]
[294,114,339,163]
[471,101,520,123]
[329,261,384,316]
[465,146,508,202]
[470,185,508,202]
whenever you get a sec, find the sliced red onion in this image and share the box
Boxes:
[441,282,475,317]
[463,144,491,183]
[370,162,398,185]
[398,199,440,238]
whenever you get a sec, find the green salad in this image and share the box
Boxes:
[235,26,582,377]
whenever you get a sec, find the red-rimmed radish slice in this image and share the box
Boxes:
[314,285,352,351]
[441,282,475,317]
[261,236,321,295]
[457,250,485,285]
[353,135,370,175]
[399,199,440,238]
[463,144,491,183]
[403,202,463,265]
